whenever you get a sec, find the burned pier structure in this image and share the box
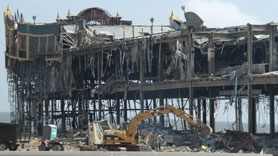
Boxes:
[4,7,278,136]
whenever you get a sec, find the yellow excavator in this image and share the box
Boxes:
[103,104,212,145]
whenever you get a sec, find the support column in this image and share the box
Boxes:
[270,87,275,137]
[187,31,194,131]
[189,87,193,131]
[45,100,49,124]
[140,42,145,113]
[197,99,201,120]
[209,98,215,132]
[248,85,256,134]
[89,112,93,123]
[247,24,255,134]
[158,42,164,125]
[124,99,128,122]
[61,99,65,132]
[181,97,187,130]
[187,31,193,80]
[116,95,120,124]
[72,99,76,129]
[158,42,163,81]
[86,98,89,125]
[247,24,253,75]
[27,101,31,126]
[78,98,83,128]
[252,98,256,134]
[208,33,215,75]
[159,91,164,126]
[38,101,43,135]
[51,100,54,124]
[98,51,103,120]
[269,26,275,72]
[153,98,157,122]
[209,89,215,132]
[247,61,252,133]
[202,99,207,124]
[236,98,243,131]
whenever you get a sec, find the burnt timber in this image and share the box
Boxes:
[3,6,278,136]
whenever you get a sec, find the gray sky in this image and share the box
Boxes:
[0,0,277,130]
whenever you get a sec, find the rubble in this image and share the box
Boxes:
[139,122,187,146]
[5,124,278,155]
[17,137,40,151]
[137,122,268,154]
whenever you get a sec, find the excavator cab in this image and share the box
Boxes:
[120,122,129,131]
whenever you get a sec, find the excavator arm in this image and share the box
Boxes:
[163,105,212,137]
[126,104,212,140]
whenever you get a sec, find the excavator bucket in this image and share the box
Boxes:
[201,126,213,137]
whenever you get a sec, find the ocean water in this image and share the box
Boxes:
[0,112,11,123]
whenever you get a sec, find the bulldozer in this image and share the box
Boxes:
[87,104,212,151]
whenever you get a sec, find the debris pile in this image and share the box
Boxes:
[258,137,278,155]
[17,137,40,151]
[61,129,89,149]
[139,122,188,147]
[139,122,263,154]
[6,123,278,155]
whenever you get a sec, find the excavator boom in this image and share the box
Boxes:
[126,104,212,140]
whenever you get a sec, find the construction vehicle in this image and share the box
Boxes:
[38,125,64,151]
[87,104,212,151]
[0,123,31,151]
[103,104,212,145]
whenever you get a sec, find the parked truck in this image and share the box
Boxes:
[0,123,31,151]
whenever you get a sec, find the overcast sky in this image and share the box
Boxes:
[0,0,277,129]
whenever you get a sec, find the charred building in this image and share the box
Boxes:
[3,6,278,136]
